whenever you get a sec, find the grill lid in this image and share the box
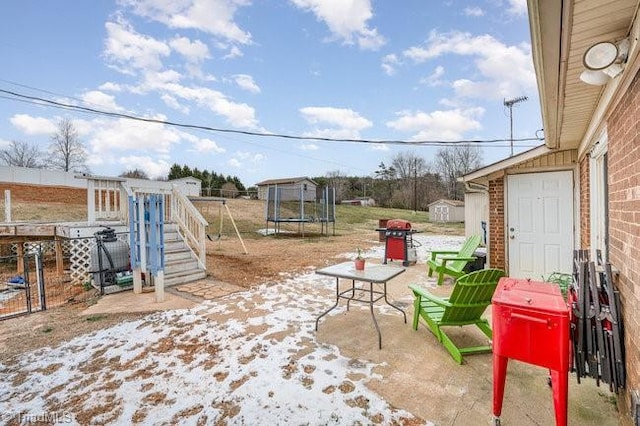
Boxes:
[386,219,411,230]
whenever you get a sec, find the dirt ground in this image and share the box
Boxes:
[0,220,398,362]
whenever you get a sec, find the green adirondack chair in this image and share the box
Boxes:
[427,235,482,285]
[409,268,506,364]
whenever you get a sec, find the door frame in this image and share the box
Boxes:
[505,169,577,278]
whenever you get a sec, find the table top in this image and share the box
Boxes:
[315,261,406,283]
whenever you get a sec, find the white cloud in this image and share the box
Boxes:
[86,117,182,157]
[402,31,535,100]
[381,54,400,76]
[386,107,484,141]
[290,0,385,50]
[371,144,389,151]
[227,158,242,168]
[300,143,319,150]
[10,114,57,135]
[137,72,259,128]
[118,155,172,179]
[192,138,226,153]
[223,45,243,59]
[233,74,261,94]
[161,94,190,114]
[464,6,484,17]
[98,82,123,92]
[420,66,445,87]
[507,0,527,16]
[227,151,265,169]
[81,90,124,112]
[120,0,252,44]
[300,106,372,139]
[104,19,170,73]
[170,36,211,62]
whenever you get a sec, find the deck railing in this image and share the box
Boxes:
[83,175,207,269]
[171,187,207,269]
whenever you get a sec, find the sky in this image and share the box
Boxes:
[0,0,542,187]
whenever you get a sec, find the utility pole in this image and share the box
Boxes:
[413,157,417,213]
[504,96,528,156]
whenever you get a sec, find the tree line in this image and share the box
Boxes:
[313,147,482,210]
[168,164,246,198]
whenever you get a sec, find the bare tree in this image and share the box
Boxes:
[119,168,149,179]
[435,145,483,200]
[390,151,430,179]
[324,170,349,201]
[220,181,239,198]
[49,118,89,173]
[0,140,42,168]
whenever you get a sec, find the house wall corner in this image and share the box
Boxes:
[579,157,590,248]
[488,177,505,271]
[607,67,640,423]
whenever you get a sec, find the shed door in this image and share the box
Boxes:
[435,205,448,221]
[507,171,574,279]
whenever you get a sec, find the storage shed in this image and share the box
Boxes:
[428,199,465,223]
[255,177,317,201]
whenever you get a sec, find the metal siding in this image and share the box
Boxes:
[465,192,488,239]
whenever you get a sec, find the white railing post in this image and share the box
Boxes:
[4,190,11,222]
[87,179,96,224]
[171,187,208,269]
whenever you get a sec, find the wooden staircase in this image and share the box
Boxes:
[164,223,207,287]
[83,176,209,289]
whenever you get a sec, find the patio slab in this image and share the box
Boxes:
[70,259,618,425]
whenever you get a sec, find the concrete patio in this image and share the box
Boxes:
[75,255,620,425]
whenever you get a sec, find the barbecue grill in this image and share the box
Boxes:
[376,219,418,266]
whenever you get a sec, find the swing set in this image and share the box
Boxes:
[196,197,248,254]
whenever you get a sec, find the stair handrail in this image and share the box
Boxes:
[171,186,208,269]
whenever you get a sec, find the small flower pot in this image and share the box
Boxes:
[355,258,365,270]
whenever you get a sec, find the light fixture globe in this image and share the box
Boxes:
[583,41,618,70]
[580,69,610,86]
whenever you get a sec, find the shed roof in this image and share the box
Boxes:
[458,145,551,183]
[428,199,464,207]
[255,176,317,186]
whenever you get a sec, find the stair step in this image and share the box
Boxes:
[126,223,206,287]
[166,257,199,272]
[165,250,192,262]
[164,269,207,287]
[165,240,188,252]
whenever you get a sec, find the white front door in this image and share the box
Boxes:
[507,171,574,279]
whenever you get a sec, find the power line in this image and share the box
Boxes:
[0,87,544,147]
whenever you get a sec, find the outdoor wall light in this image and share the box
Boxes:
[580,38,630,86]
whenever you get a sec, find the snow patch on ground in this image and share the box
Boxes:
[0,236,464,425]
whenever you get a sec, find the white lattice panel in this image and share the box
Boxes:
[69,238,93,285]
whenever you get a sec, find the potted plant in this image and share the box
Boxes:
[355,248,365,270]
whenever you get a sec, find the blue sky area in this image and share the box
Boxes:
[0,0,541,187]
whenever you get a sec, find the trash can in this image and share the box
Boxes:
[463,250,486,273]
[492,278,570,426]
[378,219,389,242]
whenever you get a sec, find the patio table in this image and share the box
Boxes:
[314,261,407,349]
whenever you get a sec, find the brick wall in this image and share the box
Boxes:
[0,183,86,204]
[488,176,505,270]
[579,158,590,248]
[607,70,640,423]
